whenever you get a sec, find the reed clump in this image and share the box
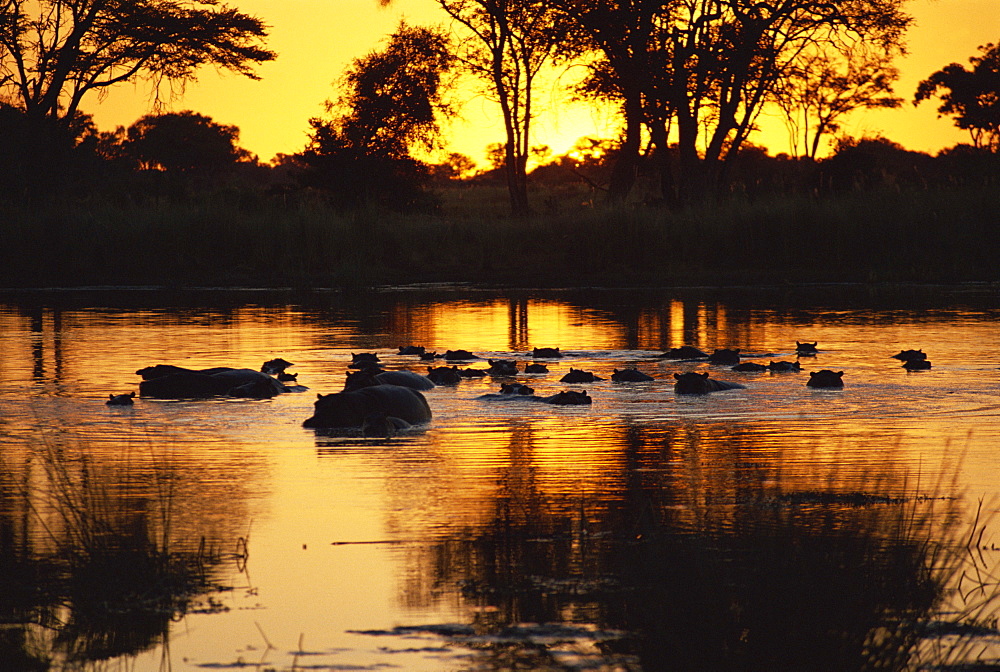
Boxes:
[0,435,244,665]
[1,183,998,289]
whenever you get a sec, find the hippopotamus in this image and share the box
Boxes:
[361,412,412,438]
[708,348,741,365]
[349,353,381,369]
[427,365,463,385]
[477,388,592,405]
[892,349,927,362]
[444,349,478,361]
[542,390,592,405]
[303,385,432,428]
[136,365,294,399]
[524,362,549,374]
[611,368,655,382]
[731,362,768,372]
[487,359,518,376]
[903,359,932,370]
[796,341,819,355]
[560,368,604,383]
[768,360,801,372]
[398,345,426,356]
[657,346,709,360]
[673,372,746,394]
[532,347,562,359]
[261,358,294,375]
[500,382,535,395]
[457,367,489,378]
[107,392,135,406]
[806,370,844,388]
[344,368,435,391]
[420,351,439,361]
[277,371,298,382]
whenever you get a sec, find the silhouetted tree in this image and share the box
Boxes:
[915,43,1000,152]
[0,0,275,123]
[437,0,578,216]
[300,21,455,209]
[552,0,911,203]
[125,111,253,172]
[774,46,902,159]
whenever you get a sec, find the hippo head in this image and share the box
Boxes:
[261,358,293,374]
[500,382,534,395]
[673,371,712,394]
[344,369,379,391]
[532,347,562,358]
[303,392,366,428]
[796,341,819,354]
[545,390,592,405]
[892,349,926,361]
[807,370,844,388]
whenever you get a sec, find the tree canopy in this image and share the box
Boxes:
[915,43,1000,152]
[0,0,275,123]
[125,110,253,171]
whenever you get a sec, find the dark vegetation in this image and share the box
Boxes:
[1,2,998,289]
[1,130,998,288]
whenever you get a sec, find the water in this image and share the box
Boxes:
[1,284,1000,670]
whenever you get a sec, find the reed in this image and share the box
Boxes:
[1,184,997,288]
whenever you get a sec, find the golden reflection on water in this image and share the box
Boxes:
[2,290,1000,669]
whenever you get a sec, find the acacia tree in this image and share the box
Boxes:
[437,0,575,215]
[301,21,455,208]
[775,46,902,159]
[915,43,1000,152]
[126,110,252,171]
[0,0,275,123]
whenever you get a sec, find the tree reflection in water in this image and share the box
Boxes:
[407,425,1000,671]
[0,436,246,669]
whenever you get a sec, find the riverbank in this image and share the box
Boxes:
[2,184,997,289]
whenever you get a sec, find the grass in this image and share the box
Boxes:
[0,434,244,665]
[1,182,998,289]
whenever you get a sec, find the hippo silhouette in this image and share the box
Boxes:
[673,372,746,394]
[500,382,535,395]
[487,359,518,376]
[136,365,293,399]
[796,341,819,355]
[708,348,741,365]
[427,365,463,385]
[541,390,592,405]
[768,360,801,372]
[807,370,844,388]
[107,392,135,406]
[349,353,381,369]
[532,347,563,359]
[344,369,435,391]
[524,362,549,373]
[261,358,294,375]
[731,362,768,372]
[361,412,412,438]
[420,352,439,361]
[611,368,655,382]
[892,349,927,362]
[457,367,489,378]
[398,345,426,356]
[277,371,298,382]
[444,349,478,361]
[903,359,932,370]
[560,368,604,383]
[303,385,432,428]
[657,346,709,360]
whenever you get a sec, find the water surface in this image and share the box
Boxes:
[1,284,999,670]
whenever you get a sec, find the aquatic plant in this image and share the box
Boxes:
[0,433,247,665]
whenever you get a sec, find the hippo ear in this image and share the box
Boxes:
[673,373,682,379]
[836,371,844,377]
[700,372,709,378]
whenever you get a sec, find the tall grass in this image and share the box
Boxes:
[0,435,244,665]
[1,183,998,288]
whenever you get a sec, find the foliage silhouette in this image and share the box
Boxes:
[915,43,1000,152]
[0,0,274,123]
[124,111,254,172]
[300,21,455,210]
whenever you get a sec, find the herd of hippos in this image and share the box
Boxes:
[106,343,932,436]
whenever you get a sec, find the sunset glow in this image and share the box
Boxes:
[81,0,1000,166]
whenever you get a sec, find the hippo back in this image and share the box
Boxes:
[303,385,432,428]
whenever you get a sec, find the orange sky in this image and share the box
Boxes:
[87,0,1000,165]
